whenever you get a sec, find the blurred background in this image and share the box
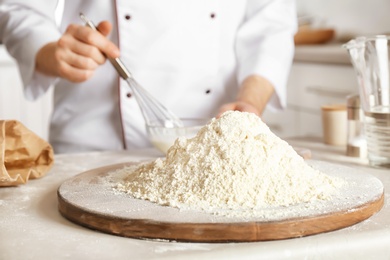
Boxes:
[1,0,390,140]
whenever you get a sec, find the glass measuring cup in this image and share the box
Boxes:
[344,35,390,168]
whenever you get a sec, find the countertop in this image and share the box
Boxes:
[294,43,352,65]
[1,138,390,260]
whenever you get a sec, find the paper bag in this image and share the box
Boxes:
[0,120,54,187]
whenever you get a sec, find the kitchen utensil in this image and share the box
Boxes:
[58,161,384,242]
[343,35,390,168]
[79,13,183,128]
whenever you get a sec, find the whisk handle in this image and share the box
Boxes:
[107,57,132,80]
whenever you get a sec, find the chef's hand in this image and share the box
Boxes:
[218,101,260,117]
[35,21,120,82]
[217,75,274,117]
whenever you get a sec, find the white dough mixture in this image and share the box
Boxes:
[116,111,343,217]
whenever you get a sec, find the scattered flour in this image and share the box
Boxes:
[115,111,343,217]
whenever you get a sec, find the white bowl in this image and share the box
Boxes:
[146,118,209,154]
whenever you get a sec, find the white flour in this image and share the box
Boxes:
[116,111,343,217]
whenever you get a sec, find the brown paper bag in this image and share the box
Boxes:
[0,120,54,187]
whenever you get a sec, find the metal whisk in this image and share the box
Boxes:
[79,13,183,128]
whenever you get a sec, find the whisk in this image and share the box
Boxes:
[79,13,183,128]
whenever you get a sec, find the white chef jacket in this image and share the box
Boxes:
[0,0,297,153]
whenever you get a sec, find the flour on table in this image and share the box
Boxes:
[115,111,343,217]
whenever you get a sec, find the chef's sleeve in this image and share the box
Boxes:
[235,0,297,111]
[0,1,61,100]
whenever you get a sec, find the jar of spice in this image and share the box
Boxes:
[346,94,367,158]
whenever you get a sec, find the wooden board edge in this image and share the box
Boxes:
[57,190,385,243]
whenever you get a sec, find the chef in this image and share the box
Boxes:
[0,0,297,153]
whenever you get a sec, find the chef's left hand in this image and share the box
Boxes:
[217,75,275,117]
[218,101,260,117]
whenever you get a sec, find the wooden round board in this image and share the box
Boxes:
[57,160,384,243]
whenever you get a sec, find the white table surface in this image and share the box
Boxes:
[1,139,390,260]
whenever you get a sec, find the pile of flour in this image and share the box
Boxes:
[116,111,343,216]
